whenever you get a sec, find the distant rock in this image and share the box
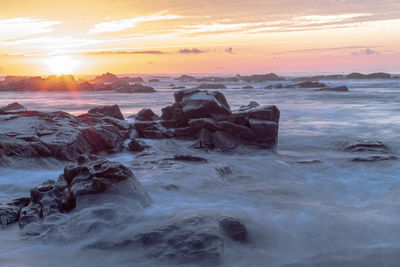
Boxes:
[174,75,240,83]
[0,102,26,113]
[148,79,160,83]
[0,75,79,92]
[117,83,156,93]
[239,73,285,82]
[242,86,254,89]
[134,89,279,150]
[315,86,349,92]
[297,81,327,88]
[128,77,144,83]
[195,83,227,89]
[171,86,186,90]
[265,84,284,89]
[346,72,391,79]
[93,72,119,83]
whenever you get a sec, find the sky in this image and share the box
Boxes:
[1,0,400,75]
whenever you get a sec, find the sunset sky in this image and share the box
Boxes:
[1,0,400,75]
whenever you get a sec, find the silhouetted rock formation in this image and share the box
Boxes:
[134,89,279,150]
[0,104,130,166]
[292,72,392,81]
[148,79,160,82]
[239,73,286,82]
[195,83,227,89]
[0,102,26,113]
[346,72,391,79]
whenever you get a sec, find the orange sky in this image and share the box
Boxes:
[1,0,400,75]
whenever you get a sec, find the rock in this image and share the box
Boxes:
[136,109,158,121]
[90,216,223,264]
[0,105,130,166]
[0,102,26,113]
[174,75,197,82]
[346,72,391,79]
[341,141,397,162]
[117,83,156,93]
[242,86,253,89]
[315,86,349,92]
[0,197,30,226]
[166,155,208,163]
[134,89,279,150]
[128,138,146,152]
[297,81,327,88]
[128,77,144,83]
[195,84,227,89]
[171,86,186,90]
[0,75,79,92]
[219,216,248,243]
[88,105,124,120]
[93,72,119,83]
[148,79,160,83]
[18,155,150,228]
[239,73,285,82]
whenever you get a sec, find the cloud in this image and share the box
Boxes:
[0,17,60,41]
[225,47,234,54]
[288,46,381,54]
[88,13,182,34]
[352,48,379,56]
[179,48,206,54]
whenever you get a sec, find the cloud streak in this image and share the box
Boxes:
[178,48,206,54]
[0,17,60,41]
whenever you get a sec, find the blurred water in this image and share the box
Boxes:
[0,78,400,266]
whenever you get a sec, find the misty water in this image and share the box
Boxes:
[1,77,400,266]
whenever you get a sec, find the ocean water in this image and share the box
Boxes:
[1,77,400,266]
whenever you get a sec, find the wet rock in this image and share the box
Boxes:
[315,86,349,92]
[135,89,279,150]
[219,216,248,243]
[18,155,150,229]
[242,86,253,89]
[148,79,160,83]
[135,109,158,121]
[297,81,327,88]
[351,155,398,162]
[346,72,391,79]
[0,197,30,226]
[161,184,179,191]
[88,105,124,120]
[166,155,208,163]
[128,138,146,152]
[239,73,285,82]
[171,86,186,90]
[0,106,130,166]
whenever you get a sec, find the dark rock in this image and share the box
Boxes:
[128,77,144,83]
[195,83,227,89]
[315,86,349,92]
[0,197,30,226]
[219,216,248,243]
[166,155,208,163]
[347,72,391,79]
[297,81,327,88]
[239,73,285,82]
[93,72,119,83]
[128,138,146,152]
[0,75,79,92]
[117,83,156,93]
[351,155,398,162]
[18,155,149,228]
[135,109,158,121]
[242,86,253,89]
[0,102,26,112]
[174,75,197,82]
[0,105,130,166]
[148,79,160,83]
[88,105,124,120]
[171,86,186,90]
[341,141,397,162]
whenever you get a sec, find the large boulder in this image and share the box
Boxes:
[117,83,156,93]
[0,197,30,226]
[18,155,150,229]
[134,90,279,150]
[0,105,130,166]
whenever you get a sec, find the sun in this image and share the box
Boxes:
[43,55,81,75]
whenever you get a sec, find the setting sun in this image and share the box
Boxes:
[42,55,80,75]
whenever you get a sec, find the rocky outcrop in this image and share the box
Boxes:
[134,89,279,150]
[296,81,327,88]
[0,104,130,166]
[148,79,160,83]
[15,155,150,229]
[0,102,26,113]
[128,138,147,152]
[117,83,156,93]
[341,141,398,162]
[346,72,391,79]
[0,197,30,226]
[239,73,285,82]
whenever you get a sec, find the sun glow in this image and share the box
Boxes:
[43,55,80,75]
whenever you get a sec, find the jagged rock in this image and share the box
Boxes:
[128,138,146,152]
[18,155,150,229]
[315,86,349,92]
[88,105,124,120]
[0,197,30,226]
[219,216,248,243]
[0,104,129,166]
[136,109,158,121]
[134,89,279,150]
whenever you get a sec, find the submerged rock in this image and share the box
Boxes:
[134,89,280,150]
[341,141,398,162]
[116,83,156,93]
[0,197,30,226]
[315,86,349,92]
[219,216,248,243]
[195,83,227,89]
[297,81,327,88]
[165,155,208,163]
[128,138,146,152]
